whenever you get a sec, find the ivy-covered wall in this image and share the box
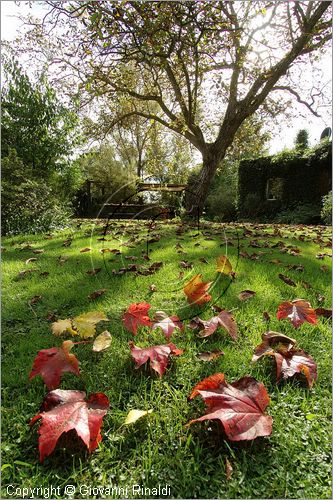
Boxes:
[237,141,332,218]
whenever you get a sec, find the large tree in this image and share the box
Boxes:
[1,58,79,178]
[23,1,331,214]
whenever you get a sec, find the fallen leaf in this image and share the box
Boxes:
[25,257,37,265]
[73,311,108,338]
[254,345,317,388]
[58,256,68,265]
[52,319,76,336]
[40,271,49,277]
[263,311,270,322]
[29,340,80,390]
[252,331,296,362]
[124,409,153,425]
[187,374,272,441]
[129,341,183,377]
[30,389,109,462]
[270,259,282,265]
[216,255,233,275]
[32,249,44,254]
[278,274,296,287]
[184,274,212,305]
[190,309,237,340]
[179,260,193,269]
[86,268,102,276]
[152,311,184,340]
[80,247,91,253]
[238,290,256,301]
[199,257,209,264]
[17,269,36,279]
[88,289,107,300]
[197,350,224,361]
[225,458,233,481]
[62,239,72,247]
[92,331,112,352]
[277,299,317,328]
[46,311,57,322]
[149,284,157,292]
[122,302,152,334]
[314,307,332,319]
[320,265,328,272]
[28,295,42,306]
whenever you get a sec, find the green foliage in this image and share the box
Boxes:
[321,191,332,225]
[238,141,332,221]
[75,145,137,204]
[275,203,321,224]
[2,150,71,235]
[295,129,309,151]
[1,59,80,179]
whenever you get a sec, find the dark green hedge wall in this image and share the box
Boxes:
[238,141,332,217]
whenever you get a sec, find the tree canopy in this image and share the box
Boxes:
[17,1,332,214]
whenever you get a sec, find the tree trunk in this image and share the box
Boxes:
[185,145,226,217]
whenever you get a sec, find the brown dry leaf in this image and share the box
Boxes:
[199,257,209,264]
[238,290,256,301]
[315,307,332,319]
[278,274,296,287]
[225,458,233,481]
[45,311,57,322]
[301,281,312,290]
[25,257,37,265]
[320,265,329,272]
[80,247,91,253]
[17,269,36,279]
[32,249,44,254]
[270,259,282,265]
[28,295,42,306]
[86,268,102,276]
[149,284,157,292]
[88,289,107,300]
[261,311,270,322]
[58,256,68,265]
[62,238,72,247]
[179,260,193,269]
[92,331,112,352]
[197,350,224,361]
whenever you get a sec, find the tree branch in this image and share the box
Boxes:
[271,86,320,117]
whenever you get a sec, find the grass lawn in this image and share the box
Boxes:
[1,219,332,499]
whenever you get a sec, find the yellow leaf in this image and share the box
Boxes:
[124,409,153,425]
[216,255,233,275]
[51,319,77,336]
[92,331,112,352]
[73,311,108,339]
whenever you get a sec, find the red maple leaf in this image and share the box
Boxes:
[273,347,317,388]
[277,299,317,328]
[189,308,237,340]
[30,389,109,462]
[252,331,296,362]
[122,302,152,334]
[29,341,80,390]
[187,373,272,441]
[129,341,183,377]
[152,311,184,340]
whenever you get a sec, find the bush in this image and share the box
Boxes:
[275,203,321,224]
[321,191,332,225]
[2,150,71,235]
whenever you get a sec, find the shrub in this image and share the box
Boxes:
[2,150,71,235]
[275,203,321,224]
[321,191,332,225]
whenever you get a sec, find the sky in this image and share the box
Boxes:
[1,0,332,154]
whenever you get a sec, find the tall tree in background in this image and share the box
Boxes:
[1,58,80,178]
[23,1,331,214]
[295,129,310,151]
